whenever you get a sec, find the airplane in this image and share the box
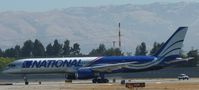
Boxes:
[2,27,189,83]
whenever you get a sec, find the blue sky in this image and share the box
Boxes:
[0,0,198,12]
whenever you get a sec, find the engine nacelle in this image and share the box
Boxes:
[75,69,94,79]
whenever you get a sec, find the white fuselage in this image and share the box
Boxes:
[3,57,99,74]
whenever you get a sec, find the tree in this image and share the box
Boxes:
[89,44,123,56]
[52,39,63,57]
[126,52,132,56]
[62,40,71,56]
[71,43,80,56]
[97,44,106,55]
[0,57,15,69]
[21,40,34,57]
[0,48,3,57]
[105,48,123,56]
[32,39,45,57]
[135,42,148,56]
[186,49,199,67]
[4,48,15,57]
[46,43,54,57]
[14,45,21,58]
[150,42,164,55]
[89,44,106,56]
[89,49,98,56]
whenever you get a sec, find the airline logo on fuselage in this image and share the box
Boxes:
[22,59,82,68]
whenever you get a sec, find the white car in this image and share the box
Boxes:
[178,74,189,80]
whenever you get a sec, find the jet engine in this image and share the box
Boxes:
[75,69,94,79]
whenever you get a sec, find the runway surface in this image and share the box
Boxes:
[1,78,199,90]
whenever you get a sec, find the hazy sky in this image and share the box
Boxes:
[0,0,198,12]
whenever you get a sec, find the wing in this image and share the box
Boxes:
[80,61,137,72]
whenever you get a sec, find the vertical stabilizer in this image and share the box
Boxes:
[154,27,188,62]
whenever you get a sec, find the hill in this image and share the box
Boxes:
[0,2,198,53]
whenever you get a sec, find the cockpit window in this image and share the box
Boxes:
[8,64,16,68]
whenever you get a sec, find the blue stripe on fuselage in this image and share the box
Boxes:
[88,56,156,66]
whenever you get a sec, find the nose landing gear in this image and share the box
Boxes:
[23,74,29,85]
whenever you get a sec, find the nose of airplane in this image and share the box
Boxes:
[2,69,10,74]
[2,70,7,74]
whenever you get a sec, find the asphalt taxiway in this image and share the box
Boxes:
[1,78,199,90]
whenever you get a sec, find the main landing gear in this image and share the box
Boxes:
[92,73,109,83]
[23,74,29,85]
[92,78,109,83]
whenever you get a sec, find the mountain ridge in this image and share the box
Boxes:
[0,2,198,54]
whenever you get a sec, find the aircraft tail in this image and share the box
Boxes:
[154,27,188,64]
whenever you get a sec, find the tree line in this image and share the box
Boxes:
[0,39,123,58]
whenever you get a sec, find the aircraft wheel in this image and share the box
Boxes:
[96,79,109,83]
[92,79,97,83]
[104,79,109,83]
[25,81,29,85]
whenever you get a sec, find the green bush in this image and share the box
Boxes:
[0,57,15,70]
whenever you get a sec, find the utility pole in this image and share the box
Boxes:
[118,22,121,49]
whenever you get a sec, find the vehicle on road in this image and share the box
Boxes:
[178,74,189,80]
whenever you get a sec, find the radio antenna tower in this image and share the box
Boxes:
[118,22,121,49]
